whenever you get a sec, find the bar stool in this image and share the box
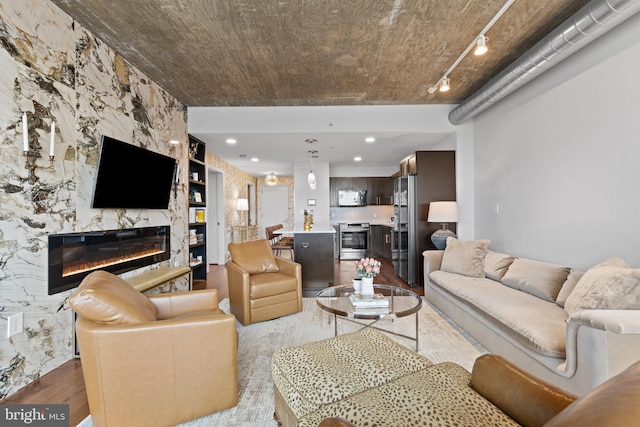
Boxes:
[265,224,295,261]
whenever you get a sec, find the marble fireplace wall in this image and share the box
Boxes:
[0,0,189,398]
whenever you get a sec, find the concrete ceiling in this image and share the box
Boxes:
[51,0,589,176]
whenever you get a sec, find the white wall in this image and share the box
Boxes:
[473,12,640,270]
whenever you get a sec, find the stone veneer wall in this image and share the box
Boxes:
[0,0,189,398]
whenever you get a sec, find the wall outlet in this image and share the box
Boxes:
[7,312,23,338]
[492,204,500,214]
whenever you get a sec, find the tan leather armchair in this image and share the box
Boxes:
[227,239,302,326]
[70,270,238,427]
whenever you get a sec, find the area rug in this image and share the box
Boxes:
[77,297,486,427]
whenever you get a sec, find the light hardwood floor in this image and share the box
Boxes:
[0,259,417,426]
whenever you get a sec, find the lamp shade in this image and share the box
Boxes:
[236,198,249,211]
[427,201,458,223]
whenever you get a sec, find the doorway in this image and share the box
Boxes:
[261,185,290,236]
[207,167,225,265]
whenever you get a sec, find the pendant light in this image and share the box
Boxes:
[265,172,277,186]
[307,150,317,190]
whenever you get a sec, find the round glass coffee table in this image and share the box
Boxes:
[316,284,423,350]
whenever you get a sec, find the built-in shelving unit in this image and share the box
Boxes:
[188,135,207,282]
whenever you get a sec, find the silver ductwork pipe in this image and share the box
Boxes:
[448,0,640,125]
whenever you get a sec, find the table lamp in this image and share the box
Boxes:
[427,201,458,250]
[236,198,249,225]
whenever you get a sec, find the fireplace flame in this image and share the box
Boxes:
[63,248,165,277]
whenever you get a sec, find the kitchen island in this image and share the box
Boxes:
[275,227,336,296]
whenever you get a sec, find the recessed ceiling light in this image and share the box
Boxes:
[169,139,180,145]
[226,138,237,144]
[354,156,362,162]
[365,137,375,143]
[251,157,259,162]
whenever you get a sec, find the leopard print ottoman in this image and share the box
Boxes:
[298,362,519,427]
[271,327,434,424]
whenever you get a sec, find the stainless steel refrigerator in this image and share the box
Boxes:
[393,175,417,286]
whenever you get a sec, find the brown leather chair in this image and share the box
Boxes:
[227,239,302,326]
[69,270,238,427]
[265,224,294,260]
[318,354,640,427]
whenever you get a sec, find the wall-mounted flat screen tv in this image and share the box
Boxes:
[92,136,177,209]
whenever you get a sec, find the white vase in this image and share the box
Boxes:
[361,276,374,295]
[352,279,362,294]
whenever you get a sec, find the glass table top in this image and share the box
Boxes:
[316,284,422,320]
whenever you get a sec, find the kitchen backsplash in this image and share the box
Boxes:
[330,205,394,225]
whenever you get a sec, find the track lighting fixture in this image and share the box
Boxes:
[439,77,450,92]
[426,0,515,95]
[474,35,488,56]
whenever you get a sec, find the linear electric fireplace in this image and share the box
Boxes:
[48,226,170,295]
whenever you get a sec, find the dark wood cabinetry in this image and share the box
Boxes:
[408,150,456,287]
[369,225,393,261]
[330,177,394,206]
[188,135,207,282]
[367,177,394,205]
[400,154,417,176]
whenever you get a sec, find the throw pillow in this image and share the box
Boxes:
[228,239,280,274]
[484,250,516,281]
[555,269,585,308]
[564,257,640,316]
[69,270,158,324]
[440,237,490,278]
[501,258,570,302]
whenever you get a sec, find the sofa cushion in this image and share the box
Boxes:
[564,257,640,316]
[555,269,585,308]
[298,362,518,427]
[228,239,280,274]
[501,258,570,302]
[430,270,568,358]
[484,250,517,281]
[441,238,490,278]
[70,270,158,325]
[272,327,433,419]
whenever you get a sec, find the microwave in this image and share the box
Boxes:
[338,190,367,207]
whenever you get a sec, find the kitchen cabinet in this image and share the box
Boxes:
[330,177,394,206]
[367,177,394,205]
[400,154,417,176]
[369,225,393,261]
[293,232,335,295]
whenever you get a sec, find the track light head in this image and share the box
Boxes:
[474,35,488,56]
[439,77,450,92]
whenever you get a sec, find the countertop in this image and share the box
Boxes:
[274,227,336,234]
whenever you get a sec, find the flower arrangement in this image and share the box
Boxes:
[355,257,382,278]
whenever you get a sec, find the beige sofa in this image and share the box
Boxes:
[423,238,640,395]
